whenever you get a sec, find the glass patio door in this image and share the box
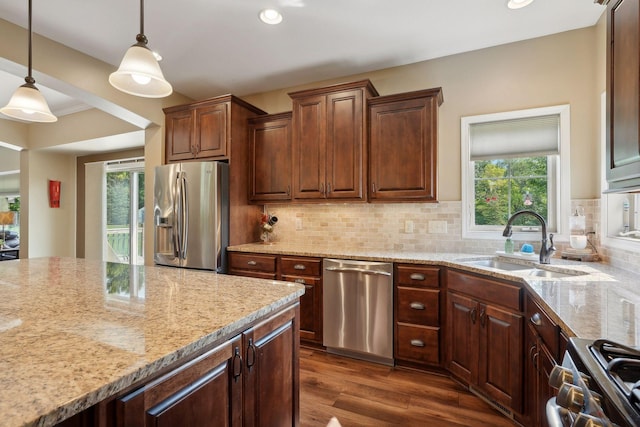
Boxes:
[105,160,145,265]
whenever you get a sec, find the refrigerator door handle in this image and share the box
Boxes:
[179,173,189,259]
[172,173,181,258]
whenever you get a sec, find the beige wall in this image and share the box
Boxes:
[244,25,604,201]
[21,150,76,258]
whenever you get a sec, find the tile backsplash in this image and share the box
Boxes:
[258,199,640,273]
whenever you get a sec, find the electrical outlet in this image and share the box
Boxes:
[404,220,414,233]
[295,218,303,231]
[428,220,447,234]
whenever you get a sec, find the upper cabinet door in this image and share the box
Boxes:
[290,80,377,202]
[291,94,327,200]
[326,90,365,200]
[368,88,443,202]
[605,0,640,190]
[196,102,229,159]
[165,109,195,162]
[249,112,293,203]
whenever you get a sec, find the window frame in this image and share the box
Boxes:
[461,104,571,241]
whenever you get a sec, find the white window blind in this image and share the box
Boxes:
[469,114,560,160]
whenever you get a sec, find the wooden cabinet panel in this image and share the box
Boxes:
[396,324,439,365]
[526,294,559,358]
[228,253,277,275]
[292,95,326,200]
[446,291,477,383]
[478,303,523,413]
[604,0,640,190]
[195,103,228,158]
[395,265,440,288]
[243,305,299,427]
[282,275,322,344]
[249,112,292,202]
[115,336,243,427]
[368,88,442,202]
[396,287,439,326]
[165,109,195,162]
[447,269,522,311]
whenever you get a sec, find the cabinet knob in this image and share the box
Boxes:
[470,307,477,324]
[286,185,290,196]
[293,264,306,270]
[410,273,425,281]
[410,339,425,347]
[246,338,257,370]
[327,183,331,193]
[410,302,425,310]
[320,183,325,194]
[232,347,242,381]
[372,183,376,193]
[247,260,257,266]
[479,308,486,327]
[294,278,306,284]
[530,313,542,326]
[556,383,585,413]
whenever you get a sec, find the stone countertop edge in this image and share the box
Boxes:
[0,257,304,427]
[228,243,638,345]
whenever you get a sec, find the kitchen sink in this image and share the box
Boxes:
[523,269,581,279]
[462,258,588,279]
[464,259,532,271]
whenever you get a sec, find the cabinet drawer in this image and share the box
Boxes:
[229,253,277,273]
[396,287,440,326]
[396,324,439,365]
[447,270,522,311]
[396,265,440,288]
[281,257,321,276]
[526,293,559,357]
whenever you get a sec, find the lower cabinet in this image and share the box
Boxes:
[524,293,561,427]
[446,270,524,415]
[228,252,323,345]
[113,304,299,427]
[394,264,442,368]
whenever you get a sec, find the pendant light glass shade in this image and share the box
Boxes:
[0,0,57,123]
[1,80,57,123]
[109,0,172,98]
[109,42,172,98]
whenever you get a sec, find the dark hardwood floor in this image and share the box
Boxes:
[299,347,517,427]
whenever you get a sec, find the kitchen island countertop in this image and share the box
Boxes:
[0,257,304,427]
[228,242,640,347]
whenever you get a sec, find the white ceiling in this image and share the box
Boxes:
[0,0,606,152]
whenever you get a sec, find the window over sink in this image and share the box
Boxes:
[461,105,571,241]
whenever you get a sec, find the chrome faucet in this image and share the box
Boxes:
[502,210,556,264]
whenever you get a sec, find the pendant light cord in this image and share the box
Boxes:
[26,0,35,85]
[135,0,148,46]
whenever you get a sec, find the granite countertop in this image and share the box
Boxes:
[0,257,304,427]
[228,242,640,347]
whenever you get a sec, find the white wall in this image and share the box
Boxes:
[22,150,76,258]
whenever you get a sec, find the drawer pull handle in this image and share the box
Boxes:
[247,260,257,266]
[294,278,306,284]
[410,273,425,281]
[410,339,425,347]
[293,264,306,270]
[410,302,425,310]
[530,313,542,326]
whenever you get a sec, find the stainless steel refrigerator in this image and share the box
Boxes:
[153,161,229,272]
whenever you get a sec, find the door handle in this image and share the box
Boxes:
[246,338,256,370]
[325,266,391,276]
[232,346,242,382]
[480,308,486,328]
[470,307,477,324]
[247,260,257,266]
[293,264,306,270]
[410,339,425,347]
[410,273,425,281]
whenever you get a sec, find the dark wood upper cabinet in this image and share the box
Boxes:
[289,80,379,201]
[164,95,265,163]
[368,88,443,202]
[603,0,640,190]
[248,112,293,203]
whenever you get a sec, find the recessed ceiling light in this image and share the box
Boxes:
[507,0,534,9]
[259,9,283,25]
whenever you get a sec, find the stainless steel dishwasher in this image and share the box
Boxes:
[323,258,393,365]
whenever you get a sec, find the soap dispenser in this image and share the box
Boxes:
[504,237,514,254]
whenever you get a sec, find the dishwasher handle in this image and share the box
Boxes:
[324,266,392,276]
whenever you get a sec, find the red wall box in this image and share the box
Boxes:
[49,180,61,208]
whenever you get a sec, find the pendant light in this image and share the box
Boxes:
[0,0,57,123]
[109,0,172,98]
